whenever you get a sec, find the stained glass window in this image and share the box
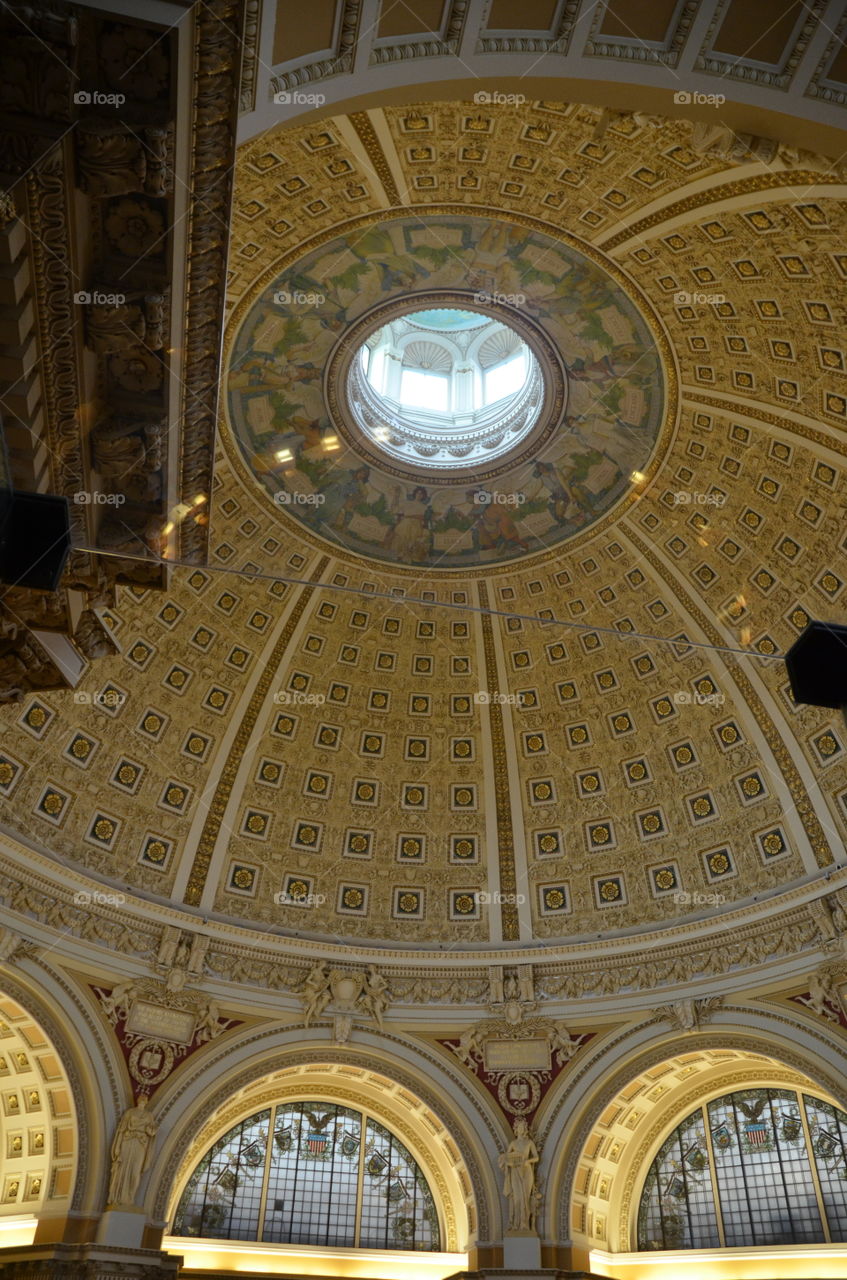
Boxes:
[637,1088,847,1250]
[173,1100,440,1252]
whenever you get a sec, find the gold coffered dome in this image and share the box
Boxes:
[1,99,845,954]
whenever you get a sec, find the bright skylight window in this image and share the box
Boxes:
[484,350,527,403]
[400,369,449,411]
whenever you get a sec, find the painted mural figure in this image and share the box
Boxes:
[389,486,433,562]
[322,465,372,533]
[465,489,529,553]
[530,460,576,525]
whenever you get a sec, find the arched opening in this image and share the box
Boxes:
[637,1086,847,1250]
[0,992,78,1244]
[172,1099,441,1251]
[564,1045,847,1280]
[160,1060,475,1280]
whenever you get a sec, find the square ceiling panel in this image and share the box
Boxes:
[378,0,446,39]
[274,0,337,64]
[600,0,680,44]
[713,0,804,64]
[487,0,558,32]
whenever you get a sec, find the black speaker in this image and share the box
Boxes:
[785,620,847,710]
[0,491,71,591]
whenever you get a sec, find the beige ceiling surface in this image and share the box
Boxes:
[1,101,845,951]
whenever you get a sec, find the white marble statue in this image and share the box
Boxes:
[499,1117,539,1231]
[107,1096,158,1206]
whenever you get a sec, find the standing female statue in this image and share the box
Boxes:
[499,1117,540,1230]
[107,1095,158,1206]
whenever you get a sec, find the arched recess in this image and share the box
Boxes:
[542,1005,847,1270]
[0,962,122,1233]
[144,1028,504,1252]
[0,988,76,1239]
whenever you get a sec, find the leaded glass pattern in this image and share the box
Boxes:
[638,1088,847,1251]
[173,1100,441,1252]
[359,1117,440,1250]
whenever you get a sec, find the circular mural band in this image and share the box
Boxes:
[227,214,667,569]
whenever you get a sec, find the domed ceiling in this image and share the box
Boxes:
[227,213,667,567]
[1,99,846,955]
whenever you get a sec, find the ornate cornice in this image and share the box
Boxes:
[177,0,243,564]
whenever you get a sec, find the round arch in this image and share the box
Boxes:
[144,1026,506,1251]
[0,960,124,1229]
[538,1003,847,1269]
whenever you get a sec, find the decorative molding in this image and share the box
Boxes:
[370,0,469,64]
[238,0,261,112]
[349,110,402,206]
[479,582,519,941]
[269,1,362,93]
[602,169,844,253]
[477,0,580,55]
[695,0,828,88]
[584,0,699,67]
[177,0,243,564]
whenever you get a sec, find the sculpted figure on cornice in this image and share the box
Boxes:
[156,927,210,992]
[0,610,66,700]
[92,415,165,504]
[72,609,117,661]
[84,293,167,355]
[653,996,723,1032]
[76,119,173,197]
[796,967,844,1023]
[300,962,391,1041]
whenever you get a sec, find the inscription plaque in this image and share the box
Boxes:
[483,1037,550,1073]
[125,1000,196,1045]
